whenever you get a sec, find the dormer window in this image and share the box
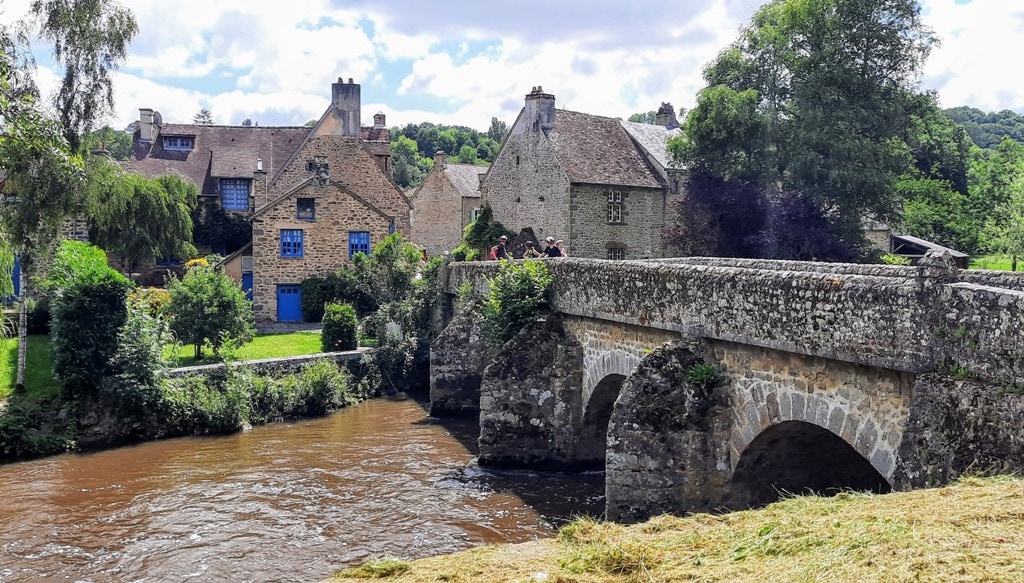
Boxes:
[163,136,194,151]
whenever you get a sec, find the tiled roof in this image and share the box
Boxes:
[444,163,485,198]
[620,120,685,171]
[547,109,662,189]
[124,123,311,195]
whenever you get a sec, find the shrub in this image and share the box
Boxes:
[164,265,256,359]
[127,286,171,316]
[293,358,352,416]
[160,375,247,436]
[321,303,358,352]
[25,296,51,335]
[482,259,553,344]
[686,363,724,389]
[881,253,912,266]
[48,241,131,397]
[300,270,368,322]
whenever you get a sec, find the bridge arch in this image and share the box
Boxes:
[729,420,891,507]
[578,373,626,462]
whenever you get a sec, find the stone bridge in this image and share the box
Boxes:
[430,253,1024,522]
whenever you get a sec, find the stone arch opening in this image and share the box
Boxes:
[729,420,891,508]
[578,374,626,465]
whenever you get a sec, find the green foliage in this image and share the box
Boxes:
[978,139,1024,262]
[164,264,255,359]
[628,111,658,124]
[84,125,132,159]
[193,108,214,125]
[482,259,553,344]
[110,294,174,388]
[450,242,479,262]
[390,121,502,188]
[48,241,130,396]
[350,233,423,307]
[682,0,937,259]
[944,106,1024,150]
[85,159,198,270]
[881,253,912,266]
[191,198,252,256]
[160,374,247,435]
[291,358,353,416]
[686,363,724,389]
[321,303,358,352]
[0,399,76,460]
[462,206,514,255]
[390,134,432,189]
[300,270,371,322]
[30,0,139,152]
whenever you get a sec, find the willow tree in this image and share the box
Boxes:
[676,0,937,260]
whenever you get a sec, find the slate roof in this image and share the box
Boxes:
[620,120,685,171]
[444,163,485,198]
[124,123,311,196]
[547,109,662,189]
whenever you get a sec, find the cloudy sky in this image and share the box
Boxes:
[0,0,1018,132]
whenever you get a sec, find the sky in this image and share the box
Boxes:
[0,0,1019,133]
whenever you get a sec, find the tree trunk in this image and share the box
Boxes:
[1014,255,1018,272]
[16,258,27,393]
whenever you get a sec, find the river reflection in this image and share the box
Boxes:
[0,396,604,582]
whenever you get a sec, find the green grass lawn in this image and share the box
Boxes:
[0,335,60,400]
[970,253,1020,271]
[166,331,325,367]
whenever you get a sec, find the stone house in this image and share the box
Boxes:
[244,79,412,322]
[410,151,485,256]
[481,87,684,259]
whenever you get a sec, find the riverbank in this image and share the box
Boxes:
[331,475,1024,582]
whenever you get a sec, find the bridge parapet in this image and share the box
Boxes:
[443,258,1024,385]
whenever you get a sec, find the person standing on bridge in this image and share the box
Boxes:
[543,236,563,257]
[556,239,568,257]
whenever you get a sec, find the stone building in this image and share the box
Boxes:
[245,79,412,322]
[481,87,683,259]
[409,151,485,256]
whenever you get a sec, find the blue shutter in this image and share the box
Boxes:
[221,179,250,211]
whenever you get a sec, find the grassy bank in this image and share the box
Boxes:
[332,476,1024,582]
[970,254,1019,271]
[0,335,59,399]
[167,331,324,366]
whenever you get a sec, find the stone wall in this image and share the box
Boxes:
[251,181,390,321]
[568,184,668,259]
[481,130,572,247]
[894,374,1024,489]
[428,304,499,416]
[411,164,464,257]
[442,255,1024,385]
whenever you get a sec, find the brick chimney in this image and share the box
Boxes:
[138,108,155,142]
[434,150,447,168]
[373,112,386,128]
[655,102,679,129]
[524,86,555,133]
[331,77,361,137]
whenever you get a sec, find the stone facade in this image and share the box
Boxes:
[481,87,673,259]
[410,152,484,257]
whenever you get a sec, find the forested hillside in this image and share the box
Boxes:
[389,118,507,189]
[943,106,1024,149]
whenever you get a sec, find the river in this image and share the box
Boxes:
[0,395,604,582]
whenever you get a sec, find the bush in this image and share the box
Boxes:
[300,270,369,322]
[164,265,256,359]
[482,259,553,344]
[128,287,171,316]
[292,358,352,416]
[48,241,131,397]
[321,303,358,352]
[160,375,247,436]
[26,296,50,335]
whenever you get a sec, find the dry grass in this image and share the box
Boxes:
[329,476,1024,583]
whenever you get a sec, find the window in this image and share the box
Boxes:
[607,247,625,260]
[469,207,481,223]
[607,191,623,223]
[163,136,193,151]
[280,229,304,257]
[297,198,315,220]
[221,178,251,211]
[348,231,370,258]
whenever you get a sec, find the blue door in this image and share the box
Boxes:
[241,272,254,302]
[6,257,20,303]
[276,285,302,322]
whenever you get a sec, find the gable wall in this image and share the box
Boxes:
[570,184,668,259]
[482,131,571,245]
[251,182,390,321]
[272,135,411,236]
[411,168,466,257]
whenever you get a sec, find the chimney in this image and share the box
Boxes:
[373,112,386,128]
[524,86,555,133]
[434,150,447,168]
[331,77,361,137]
[139,108,154,142]
[656,102,679,129]
[253,160,268,206]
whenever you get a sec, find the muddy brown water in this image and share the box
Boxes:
[0,396,604,582]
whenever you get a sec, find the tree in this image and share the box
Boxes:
[241,118,253,127]
[977,138,1024,268]
[390,135,431,189]
[84,125,132,159]
[628,111,657,124]
[164,264,255,359]
[30,0,138,152]
[452,144,481,165]
[681,0,937,260]
[85,159,198,273]
[663,165,766,257]
[0,48,85,391]
[486,117,508,143]
[193,108,214,125]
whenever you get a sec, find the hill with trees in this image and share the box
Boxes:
[943,106,1024,149]
[389,117,507,189]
